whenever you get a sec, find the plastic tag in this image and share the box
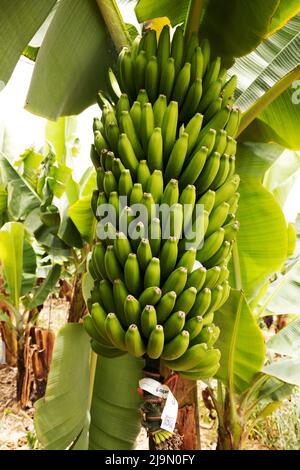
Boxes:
[139,378,169,398]
[161,389,178,433]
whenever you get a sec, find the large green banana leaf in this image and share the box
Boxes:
[233,14,300,149]
[267,317,300,357]
[264,358,300,387]
[27,264,62,310]
[214,290,265,394]
[0,0,56,86]
[35,324,91,450]
[89,354,144,450]
[233,175,288,301]
[0,222,37,309]
[35,323,144,450]
[45,117,78,166]
[68,196,96,243]
[25,0,117,120]
[269,0,300,34]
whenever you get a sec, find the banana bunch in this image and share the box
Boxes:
[84,25,241,381]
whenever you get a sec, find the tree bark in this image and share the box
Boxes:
[68,273,87,323]
[175,377,200,450]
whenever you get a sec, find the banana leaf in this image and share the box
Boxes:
[264,357,300,387]
[68,196,96,243]
[27,264,62,310]
[26,0,117,120]
[269,0,300,34]
[0,0,56,86]
[267,317,300,357]
[214,289,265,394]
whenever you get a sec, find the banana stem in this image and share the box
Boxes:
[88,351,97,409]
[184,0,205,41]
[96,0,132,51]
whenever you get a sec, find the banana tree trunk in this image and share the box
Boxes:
[175,377,200,449]
[68,273,87,323]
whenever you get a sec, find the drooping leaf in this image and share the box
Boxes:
[135,0,189,26]
[0,0,56,86]
[28,264,62,309]
[258,375,294,403]
[214,289,265,394]
[35,324,91,450]
[263,357,300,387]
[68,196,95,242]
[267,317,300,357]
[21,238,37,296]
[233,176,288,300]
[45,117,78,165]
[236,142,284,180]
[26,0,117,120]
[269,0,300,34]
[0,153,41,221]
[89,354,143,450]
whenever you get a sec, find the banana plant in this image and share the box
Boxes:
[1,0,300,451]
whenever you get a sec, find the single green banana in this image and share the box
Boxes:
[90,144,100,169]
[221,75,237,102]
[174,286,197,314]
[148,217,161,256]
[179,362,220,380]
[197,228,225,263]
[228,155,236,178]
[205,241,232,269]
[125,324,146,357]
[206,202,230,237]
[108,192,120,220]
[195,152,221,195]
[114,232,132,267]
[83,315,104,343]
[176,247,197,273]
[179,79,203,122]
[214,175,240,207]
[153,95,167,128]
[157,25,170,70]
[167,203,184,240]
[172,63,191,107]
[99,279,115,314]
[140,102,155,151]
[165,133,189,181]
[224,221,240,242]
[124,253,142,296]
[188,287,211,318]
[92,242,107,279]
[185,113,204,156]
[203,57,221,91]
[94,131,108,156]
[130,101,142,132]
[179,146,208,189]
[136,89,150,107]
[225,108,241,137]
[103,170,117,195]
[162,267,188,296]
[160,237,178,281]
[137,160,151,189]
[105,312,127,350]
[171,26,184,74]
[184,31,199,63]
[121,48,135,98]
[156,291,177,324]
[184,316,204,340]
[119,169,133,197]
[139,286,162,309]
[91,303,110,342]
[180,184,196,234]
[124,294,141,326]
[161,330,190,360]
[134,50,147,93]
[206,285,224,314]
[163,343,208,371]
[147,325,165,359]
[161,101,178,159]
[137,238,152,272]
[104,246,124,283]
[145,56,159,102]
[197,189,216,214]
[116,93,130,118]
[200,38,211,74]
[148,127,163,172]
[141,192,156,223]
[144,257,161,288]
[194,128,216,156]
[213,129,228,155]
[144,29,157,60]
[203,97,223,124]
[113,279,128,326]
[203,266,221,289]
[112,157,125,181]
[198,78,222,113]
[91,339,126,358]
[186,266,207,292]
[217,264,229,285]
[211,154,230,189]
[161,179,179,206]
[163,310,186,340]
[191,46,204,81]
[118,133,139,176]
[119,111,143,160]
[199,105,231,141]
[91,189,100,218]
[130,183,144,205]
[159,57,175,101]
[202,310,214,326]
[146,169,164,203]
[141,305,157,337]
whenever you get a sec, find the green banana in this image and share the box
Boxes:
[202,310,214,326]
[116,93,130,118]
[90,145,100,169]
[156,291,177,324]
[211,154,230,189]
[195,128,216,156]
[137,160,151,189]
[188,287,211,318]
[120,111,143,159]
[148,217,161,256]
[146,169,164,203]
[141,305,157,337]
[222,75,237,102]
[124,294,141,326]
[157,25,170,70]
[112,157,125,181]
[174,286,197,314]
[184,31,199,64]
[97,221,117,246]
[179,146,208,189]
[103,170,117,195]
[204,266,221,289]
[114,232,132,266]
[119,169,133,197]
[203,57,221,91]
[139,286,162,309]
[144,257,161,288]
[92,242,107,279]
[162,267,187,296]
[163,311,186,343]
[105,312,127,350]
[172,62,191,107]
[200,38,211,74]
[108,192,120,219]
[125,324,146,357]
[205,240,232,268]
[124,253,142,296]
[161,101,178,159]
[137,238,152,271]
[148,127,163,172]
[171,26,184,74]
[197,228,225,263]
[191,324,220,348]
[191,46,204,81]
[159,57,175,100]
[186,266,207,292]
[214,175,240,207]
[104,245,123,283]
[99,279,115,314]
[203,97,222,124]
[144,29,157,60]
[161,179,179,207]
[113,279,128,326]
[198,78,222,113]
[179,79,203,122]
[206,285,224,314]
[83,315,104,343]
[228,155,236,178]
[121,48,135,98]
[197,189,216,214]
[185,113,204,155]
[141,192,156,223]
[130,183,144,205]
[184,316,204,340]
[213,129,228,154]
[165,133,189,181]
[180,185,196,234]
[153,94,167,128]
[134,51,147,93]
[176,247,197,273]
[217,264,229,285]
[224,136,237,156]
[145,56,159,102]
[94,131,108,156]
[199,105,231,140]
[147,325,165,359]
[224,221,240,242]
[206,202,230,237]
[91,339,126,358]
[225,108,241,137]
[163,343,208,371]
[91,303,110,342]
[161,330,190,360]
[136,89,150,107]
[118,133,139,176]
[130,101,142,131]
[160,236,178,281]
[195,152,221,195]
[167,203,184,240]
